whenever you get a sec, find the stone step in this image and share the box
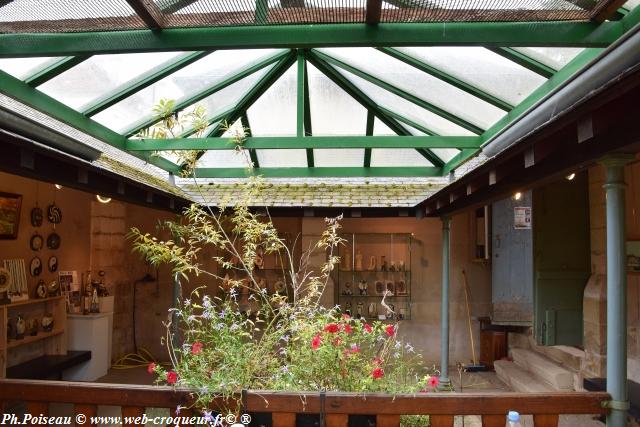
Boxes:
[494,360,555,393]
[526,335,584,372]
[511,348,575,391]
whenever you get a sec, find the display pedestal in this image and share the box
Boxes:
[63,313,112,381]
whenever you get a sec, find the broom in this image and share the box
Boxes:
[461,269,487,372]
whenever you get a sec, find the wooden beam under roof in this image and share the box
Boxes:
[591,0,630,22]
[125,0,165,29]
[366,0,383,25]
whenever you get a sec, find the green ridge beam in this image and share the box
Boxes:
[25,56,91,87]
[377,47,514,111]
[0,69,180,173]
[241,113,259,168]
[313,49,485,135]
[204,51,297,139]
[193,166,443,178]
[124,49,290,137]
[307,51,444,167]
[0,21,623,58]
[83,51,211,117]
[364,111,374,167]
[488,47,556,78]
[126,135,482,151]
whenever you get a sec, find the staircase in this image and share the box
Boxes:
[494,333,585,392]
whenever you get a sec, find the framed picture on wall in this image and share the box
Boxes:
[0,192,22,239]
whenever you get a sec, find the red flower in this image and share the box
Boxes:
[344,324,352,334]
[147,362,156,374]
[324,323,340,333]
[166,371,178,385]
[428,376,440,388]
[312,334,322,350]
[364,324,373,333]
[373,357,383,365]
[385,325,395,337]
[371,367,385,379]
[191,341,204,355]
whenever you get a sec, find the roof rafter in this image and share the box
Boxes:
[125,0,165,29]
[366,0,383,25]
[126,135,481,150]
[487,47,556,78]
[25,56,91,87]
[297,50,313,167]
[312,49,485,135]
[307,50,444,167]
[0,21,622,58]
[591,0,630,22]
[364,111,374,167]
[192,166,443,178]
[0,69,180,173]
[83,51,211,117]
[123,49,290,137]
[376,47,514,111]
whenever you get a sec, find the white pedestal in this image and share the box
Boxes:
[63,312,112,381]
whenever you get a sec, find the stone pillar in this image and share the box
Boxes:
[440,217,451,388]
[602,155,633,427]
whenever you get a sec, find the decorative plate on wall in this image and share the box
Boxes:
[30,207,43,227]
[0,267,11,293]
[46,232,61,250]
[30,257,42,277]
[48,256,58,273]
[35,280,47,298]
[30,233,43,251]
[47,204,62,224]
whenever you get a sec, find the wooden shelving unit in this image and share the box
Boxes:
[0,296,67,378]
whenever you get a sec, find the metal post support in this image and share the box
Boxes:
[440,216,451,388]
[602,155,633,427]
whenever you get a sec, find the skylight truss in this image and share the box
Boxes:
[0,0,638,180]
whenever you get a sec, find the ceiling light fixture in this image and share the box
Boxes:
[566,173,576,181]
[96,195,112,204]
[513,192,522,201]
[54,184,62,190]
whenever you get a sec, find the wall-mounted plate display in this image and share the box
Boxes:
[47,204,62,224]
[30,257,42,277]
[0,267,11,293]
[48,256,58,273]
[36,280,47,298]
[46,232,61,250]
[30,207,43,227]
[30,234,43,251]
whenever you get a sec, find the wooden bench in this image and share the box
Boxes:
[6,351,91,380]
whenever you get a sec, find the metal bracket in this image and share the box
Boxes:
[602,400,631,410]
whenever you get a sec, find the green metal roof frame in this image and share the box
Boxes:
[0,5,638,179]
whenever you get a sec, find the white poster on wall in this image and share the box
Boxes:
[514,207,532,229]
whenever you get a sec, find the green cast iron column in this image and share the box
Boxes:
[440,216,451,388]
[603,155,633,427]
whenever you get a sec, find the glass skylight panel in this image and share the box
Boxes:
[401,123,426,136]
[94,63,273,134]
[313,149,365,167]
[393,47,545,106]
[336,68,475,136]
[623,0,640,9]
[38,52,185,111]
[370,149,433,167]
[307,63,367,136]
[318,48,505,131]
[92,49,281,133]
[373,119,396,136]
[0,57,61,80]
[431,148,460,163]
[512,47,583,70]
[221,118,246,138]
[198,150,251,168]
[256,149,307,167]
[247,65,296,136]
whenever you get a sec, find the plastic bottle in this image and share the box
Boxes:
[506,411,523,427]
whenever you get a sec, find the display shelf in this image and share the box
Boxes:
[7,329,64,348]
[4,296,64,308]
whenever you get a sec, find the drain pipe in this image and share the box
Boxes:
[482,22,640,159]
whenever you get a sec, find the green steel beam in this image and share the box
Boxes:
[126,135,482,150]
[204,51,296,139]
[83,51,211,117]
[364,111,374,167]
[488,47,556,78]
[124,49,290,137]
[193,166,443,178]
[255,0,269,24]
[377,47,514,111]
[297,51,314,167]
[303,54,313,138]
[25,56,91,87]
[0,69,180,173]
[308,51,444,167]
[307,51,444,167]
[0,21,624,58]
[313,49,485,135]
[378,106,438,135]
[241,113,259,168]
